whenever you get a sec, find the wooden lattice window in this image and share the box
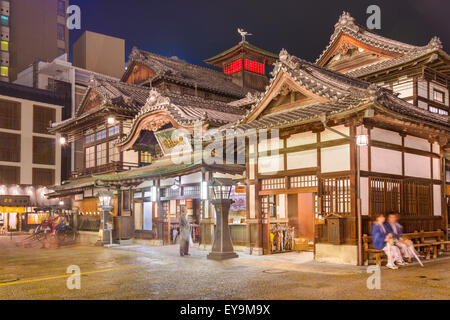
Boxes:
[404,181,432,217]
[32,168,55,186]
[183,185,200,197]
[0,99,20,130]
[0,132,20,162]
[369,177,401,216]
[261,178,285,191]
[290,175,318,188]
[321,177,351,216]
[33,105,55,134]
[0,165,20,184]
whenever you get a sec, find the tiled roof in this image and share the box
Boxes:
[115,88,246,147]
[226,49,449,130]
[204,41,279,63]
[125,47,251,98]
[345,45,446,78]
[316,11,433,65]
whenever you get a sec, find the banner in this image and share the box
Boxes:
[154,128,192,156]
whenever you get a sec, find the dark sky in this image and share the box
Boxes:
[68,0,450,68]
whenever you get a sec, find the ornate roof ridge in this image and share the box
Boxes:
[315,11,430,64]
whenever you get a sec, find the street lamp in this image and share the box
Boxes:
[207,178,238,260]
[356,134,369,146]
[96,189,114,245]
[107,117,115,125]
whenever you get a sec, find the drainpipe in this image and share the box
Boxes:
[320,115,363,266]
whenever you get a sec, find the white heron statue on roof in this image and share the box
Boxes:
[237,28,252,42]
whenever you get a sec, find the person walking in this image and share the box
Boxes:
[179,212,190,256]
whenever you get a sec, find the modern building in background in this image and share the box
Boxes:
[0,81,65,232]
[1,0,69,82]
[15,31,124,180]
[73,31,125,79]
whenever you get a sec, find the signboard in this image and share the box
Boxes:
[154,128,192,156]
[235,185,247,194]
[0,195,30,207]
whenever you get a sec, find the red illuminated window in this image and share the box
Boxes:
[244,59,264,74]
[224,59,242,74]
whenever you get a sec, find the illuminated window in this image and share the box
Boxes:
[244,59,264,74]
[224,59,242,74]
[96,143,107,166]
[140,151,152,164]
[108,125,119,137]
[433,89,444,103]
[1,16,8,26]
[0,66,7,77]
[85,134,95,144]
[96,129,106,141]
[429,106,438,114]
[57,0,66,17]
[85,146,95,168]
[57,24,65,41]
[1,41,8,51]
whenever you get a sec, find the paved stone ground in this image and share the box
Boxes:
[0,236,449,300]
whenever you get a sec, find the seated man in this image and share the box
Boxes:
[371,213,406,269]
[384,212,416,262]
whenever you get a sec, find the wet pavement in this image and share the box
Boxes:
[0,236,449,300]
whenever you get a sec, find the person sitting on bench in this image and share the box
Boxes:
[371,213,406,269]
[385,212,416,262]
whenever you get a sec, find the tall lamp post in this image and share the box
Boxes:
[97,189,113,245]
[207,178,239,260]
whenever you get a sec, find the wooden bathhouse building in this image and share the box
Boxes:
[49,12,450,264]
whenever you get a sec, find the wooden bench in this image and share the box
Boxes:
[363,230,449,265]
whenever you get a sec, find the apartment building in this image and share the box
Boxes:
[0,0,69,82]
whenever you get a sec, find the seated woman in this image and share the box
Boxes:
[371,213,406,269]
[385,212,416,262]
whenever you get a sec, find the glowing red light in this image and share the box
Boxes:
[244,59,264,74]
[224,59,243,74]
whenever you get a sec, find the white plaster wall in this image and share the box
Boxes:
[433,158,441,180]
[404,135,430,152]
[371,147,402,175]
[258,154,284,174]
[404,153,431,179]
[160,177,176,187]
[359,145,369,171]
[181,172,202,184]
[286,131,316,148]
[432,143,440,154]
[433,185,441,216]
[360,177,369,216]
[321,144,350,173]
[321,125,349,142]
[286,149,317,170]
[258,137,284,153]
[0,94,62,185]
[123,149,138,165]
[417,79,428,98]
[371,128,402,145]
[418,101,428,110]
[393,79,413,98]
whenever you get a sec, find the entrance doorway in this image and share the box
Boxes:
[143,202,152,230]
[287,193,315,251]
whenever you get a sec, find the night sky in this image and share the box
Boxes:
[68,0,450,69]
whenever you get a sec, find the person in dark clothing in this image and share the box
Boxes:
[179,213,190,256]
